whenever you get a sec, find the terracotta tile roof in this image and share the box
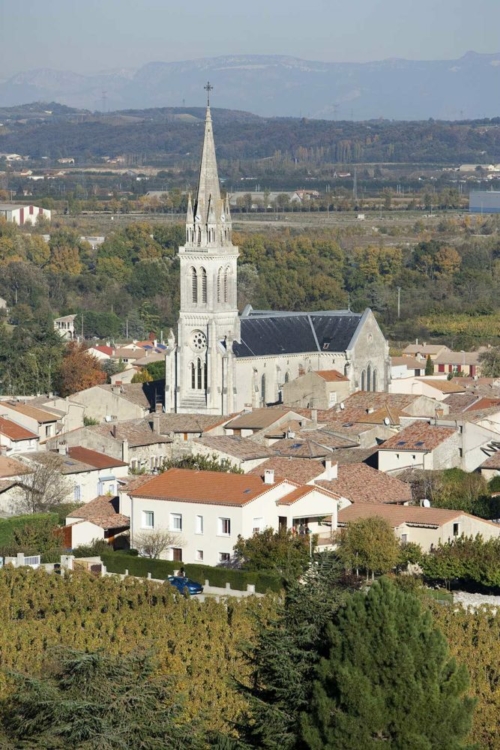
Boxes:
[434,349,486,366]
[315,369,349,382]
[465,397,500,412]
[379,422,456,452]
[480,452,500,469]
[21,448,127,475]
[277,484,341,505]
[0,417,38,441]
[322,447,378,465]
[324,392,421,426]
[131,467,291,506]
[249,457,325,484]
[442,393,482,412]
[317,464,412,505]
[118,475,156,493]
[420,379,467,394]
[192,436,274,460]
[268,406,332,423]
[67,495,129,529]
[112,347,146,360]
[442,406,500,424]
[265,419,305,438]
[159,413,235,434]
[93,345,114,356]
[0,456,32,478]
[270,438,330,459]
[226,408,304,431]
[391,356,425,369]
[299,429,359,449]
[67,446,128,470]
[337,503,499,529]
[87,418,172,447]
[403,344,450,356]
[0,401,58,423]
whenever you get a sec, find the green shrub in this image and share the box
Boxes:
[100,553,282,592]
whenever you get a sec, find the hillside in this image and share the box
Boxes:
[2,104,500,165]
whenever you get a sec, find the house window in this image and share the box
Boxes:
[74,486,81,501]
[412,455,416,460]
[401,534,408,545]
[219,552,231,563]
[453,523,460,537]
[45,424,53,437]
[396,454,399,459]
[195,515,204,534]
[252,517,264,534]
[142,511,154,529]
[172,547,183,562]
[459,448,463,457]
[218,518,231,536]
[170,513,182,532]
[196,550,204,561]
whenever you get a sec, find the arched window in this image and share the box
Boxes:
[367,364,372,392]
[261,374,266,405]
[224,267,229,303]
[217,267,223,303]
[284,371,290,384]
[361,370,366,391]
[197,358,203,390]
[201,267,207,303]
[197,227,201,246]
[372,369,377,392]
[191,362,196,390]
[190,267,198,304]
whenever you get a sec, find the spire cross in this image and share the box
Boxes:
[204,81,213,106]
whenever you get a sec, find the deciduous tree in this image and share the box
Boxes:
[56,341,107,397]
[336,516,400,579]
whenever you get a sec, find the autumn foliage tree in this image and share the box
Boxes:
[56,341,106,397]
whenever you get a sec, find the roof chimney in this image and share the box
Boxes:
[57,441,68,456]
[153,413,161,434]
[311,408,318,426]
[264,469,275,485]
[324,458,338,481]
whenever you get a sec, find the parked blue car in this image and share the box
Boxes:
[167,576,204,595]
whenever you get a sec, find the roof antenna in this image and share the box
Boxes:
[204,81,213,107]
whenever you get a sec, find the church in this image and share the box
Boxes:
[165,95,390,415]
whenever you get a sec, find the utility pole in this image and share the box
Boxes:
[353,167,358,201]
[397,287,401,319]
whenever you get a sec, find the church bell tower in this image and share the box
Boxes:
[165,83,240,414]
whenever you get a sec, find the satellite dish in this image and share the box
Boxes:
[422,498,431,508]
[340,403,345,410]
[384,417,390,426]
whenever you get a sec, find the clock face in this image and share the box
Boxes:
[190,330,207,352]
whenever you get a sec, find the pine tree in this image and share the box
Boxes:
[301,579,475,750]
[0,649,202,749]
[236,554,351,749]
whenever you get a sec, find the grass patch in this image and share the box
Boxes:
[425,588,453,604]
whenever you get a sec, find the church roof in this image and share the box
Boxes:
[232,311,363,358]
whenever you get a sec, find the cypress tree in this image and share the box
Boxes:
[425,355,434,376]
[301,579,475,750]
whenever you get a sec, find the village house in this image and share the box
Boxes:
[64,495,130,549]
[434,349,486,377]
[282,369,351,409]
[68,383,162,422]
[0,456,32,516]
[390,357,425,379]
[47,415,174,472]
[0,400,60,442]
[18,446,129,504]
[223,408,310,441]
[377,422,460,473]
[190,436,275,472]
[389,377,466,402]
[124,467,342,566]
[54,314,77,339]
[316,463,413,506]
[0,417,39,455]
[402,343,451,360]
[337,503,500,552]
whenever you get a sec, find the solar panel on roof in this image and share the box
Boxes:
[291,443,303,449]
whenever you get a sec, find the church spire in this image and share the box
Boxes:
[185,83,232,248]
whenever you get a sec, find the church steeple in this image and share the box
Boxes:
[186,83,232,248]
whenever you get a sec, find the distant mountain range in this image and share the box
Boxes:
[1,52,499,120]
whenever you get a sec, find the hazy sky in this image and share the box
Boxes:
[1,0,499,78]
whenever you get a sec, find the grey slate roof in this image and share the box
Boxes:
[232,311,362,358]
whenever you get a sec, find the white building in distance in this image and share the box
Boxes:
[0,203,51,225]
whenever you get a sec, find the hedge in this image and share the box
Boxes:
[100,553,282,593]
